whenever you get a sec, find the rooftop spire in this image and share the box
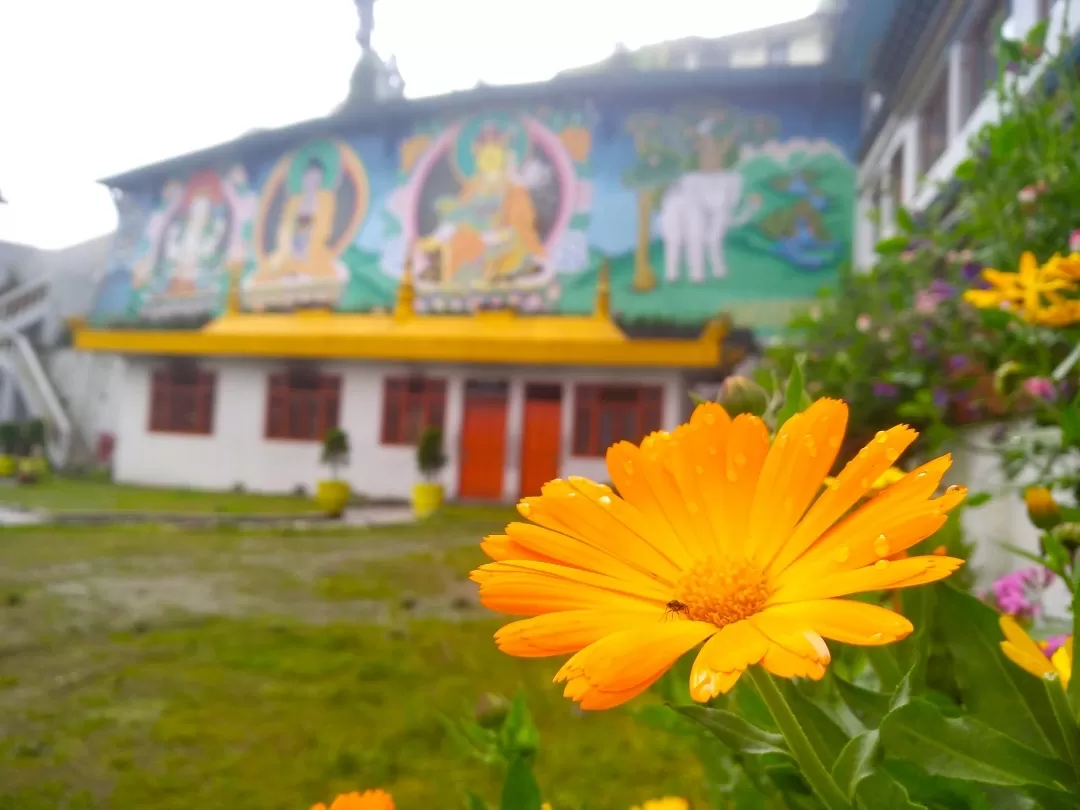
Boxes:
[337,0,404,113]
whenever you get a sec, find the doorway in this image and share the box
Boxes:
[519,383,563,498]
[458,379,509,501]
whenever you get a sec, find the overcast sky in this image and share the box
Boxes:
[0,0,818,249]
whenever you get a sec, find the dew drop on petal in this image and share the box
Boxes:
[694,465,704,475]
[858,447,869,458]
[874,534,889,556]
[708,446,718,456]
[835,545,850,563]
[916,472,928,479]
[623,461,634,475]
[598,495,612,507]
[726,468,738,483]
[885,448,900,462]
[828,479,841,491]
[704,413,716,425]
[870,632,884,642]
[828,436,841,449]
[875,559,889,569]
[860,478,871,489]
[518,502,532,517]
[875,431,887,443]
[734,453,747,467]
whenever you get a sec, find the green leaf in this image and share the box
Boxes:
[500,756,543,810]
[498,691,539,761]
[966,491,993,508]
[879,699,1078,791]
[867,647,904,693]
[894,589,933,690]
[894,206,915,233]
[777,679,852,767]
[876,236,911,255]
[831,731,880,799]
[674,704,790,756]
[855,770,927,810]
[936,585,1065,758]
[834,676,891,729]
[776,354,809,429]
[464,792,490,810]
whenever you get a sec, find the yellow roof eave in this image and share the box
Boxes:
[70,310,726,368]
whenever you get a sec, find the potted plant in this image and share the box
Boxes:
[19,419,49,480]
[0,422,18,478]
[314,427,351,518]
[412,426,447,519]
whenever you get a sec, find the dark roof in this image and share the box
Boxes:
[858,0,955,158]
[103,64,856,190]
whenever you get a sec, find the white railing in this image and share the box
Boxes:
[0,325,74,468]
[0,278,51,332]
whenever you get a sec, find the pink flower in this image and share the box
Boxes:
[1018,186,1039,204]
[856,313,872,332]
[1022,377,1057,401]
[992,567,1055,619]
[1042,635,1070,656]
[1070,229,1080,253]
[914,290,938,315]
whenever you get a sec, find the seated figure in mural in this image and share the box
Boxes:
[159,177,227,295]
[256,158,342,284]
[418,124,545,286]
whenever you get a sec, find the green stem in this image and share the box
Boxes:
[748,667,853,810]
[1044,677,1080,780]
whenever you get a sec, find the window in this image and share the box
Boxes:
[572,385,663,457]
[730,45,767,68]
[148,362,216,435]
[380,377,447,445]
[1038,0,1053,21]
[968,1,1007,116]
[789,34,827,65]
[768,41,790,65]
[265,370,341,441]
[921,74,949,173]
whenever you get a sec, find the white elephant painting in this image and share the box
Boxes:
[657,170,761,282]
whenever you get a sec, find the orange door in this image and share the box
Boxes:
[458,381,509,501]
[519,384,563,498]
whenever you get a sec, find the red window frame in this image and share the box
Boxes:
[572,384,663,458]
[148,363,216,435]
[380,377,447,445]
[265,370,342,441]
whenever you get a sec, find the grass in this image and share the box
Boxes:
[0,476,321,515]
[0,508,707,809]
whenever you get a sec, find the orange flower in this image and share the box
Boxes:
[472,400,966,710]
[311,790,395,810]
[1000,616,1072,689]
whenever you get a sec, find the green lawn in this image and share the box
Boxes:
[0,510,707,809]
[0,476,321,514]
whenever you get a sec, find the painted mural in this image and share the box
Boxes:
[89,100,856,332]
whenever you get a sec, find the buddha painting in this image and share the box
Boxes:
[249,139,370,311]
[407,115,573,291]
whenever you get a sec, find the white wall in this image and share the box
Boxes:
[112,357,684,502]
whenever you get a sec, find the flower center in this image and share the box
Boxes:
[675,557,770,628]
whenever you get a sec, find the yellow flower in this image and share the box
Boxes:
[311,790,395,810]
[963,251,1074,320]
[824,465,905,494]
[631,799,690,810]
[472,400,966,710]
[1000,616,1072,689]
[1031,299,1080,327]
[1024,486,1060,529]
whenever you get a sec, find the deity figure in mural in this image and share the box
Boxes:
[159,173,229,294]
[249,139,370,309]
[416,121,546,285]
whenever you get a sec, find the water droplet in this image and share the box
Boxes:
[885,448,900,461]
[874,534,889,556]
[946,485,961,494]
[828,479,841,491]
[858,447,869,458]
[726,468,738,483]
[704,413,716,425]
[835,545,850,562]
[860,478,871,488]
[870,632,884,643]
[566,491,577,498]
[623,461,634,474]
[804,437,817,457]
[598,495,612,507]
[734,453,747,466]
[694,465,704,474]
[875,431,887,443]
[828,436,841,449]
[707,446,718,456]
[875,559,889,569]
[916,472,928,479]
[518,502,532,517]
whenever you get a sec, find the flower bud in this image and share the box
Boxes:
[1025,487,1061,531]
[1050,521,1080,554]
[717,376,769,417]
[474,692,510,729]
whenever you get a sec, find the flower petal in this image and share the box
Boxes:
[768,556,964,604]
[482,534,559,564]
[494,610,648,657]
[760,600,913,646]
[688,619,769,701]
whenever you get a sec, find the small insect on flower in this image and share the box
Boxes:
[664,600,690,621]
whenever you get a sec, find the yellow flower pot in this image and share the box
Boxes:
[314,479,351,518]
[411,482,444,519]
[0,455,14,477]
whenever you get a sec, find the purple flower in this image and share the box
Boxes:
[872,381,900,398]
[947,354,970,373]
[932,387,950,410]
[910,332,929,353]
[1023,376,1057,401]
[962,262,983,281]
[929,279,957,299]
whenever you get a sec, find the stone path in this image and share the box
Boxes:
[0,506,43,526]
